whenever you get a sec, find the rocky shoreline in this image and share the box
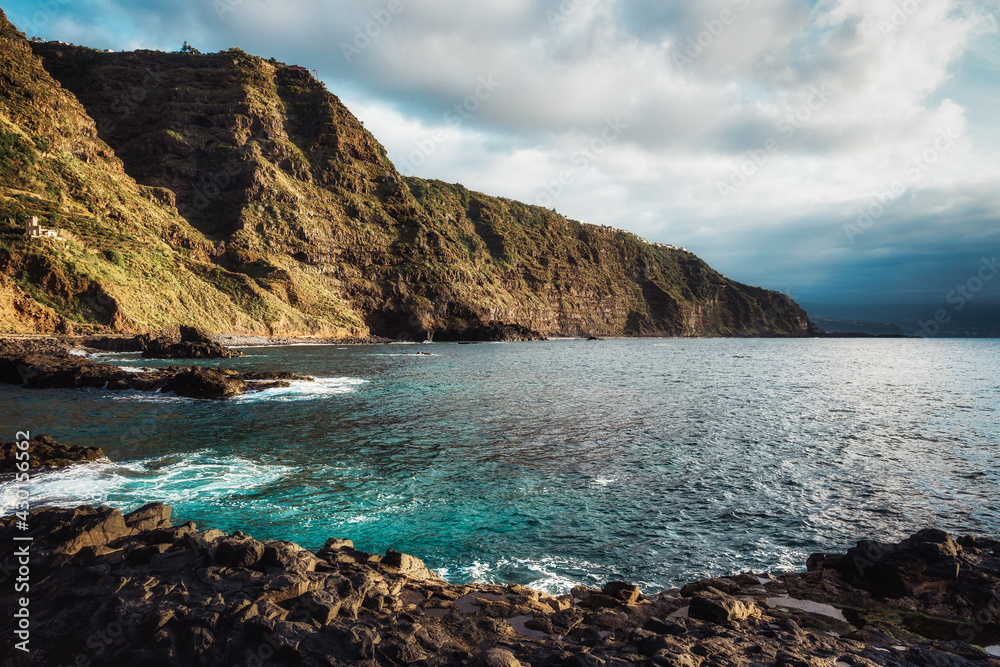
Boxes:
[214,333,400,348]
[0,330,396,354]
[0,493,996,666]
[0,336,313,399]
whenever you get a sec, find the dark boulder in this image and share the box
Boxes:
[80,335,147,352]
[213,533,266,569]
[123,503,172,532]
[603,581,642,604]
[168,366,248,398]
[141,335,244,360]
[0,434,106,473]
[471,648,524,667]
[834,530,964,598]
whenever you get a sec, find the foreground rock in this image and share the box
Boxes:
[0,339,312,399]
[0,506,996,667]
[793,529,1000,643]
[0,434,106,473]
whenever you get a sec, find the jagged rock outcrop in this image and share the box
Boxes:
[795,529,1000,639]
[0,434,106,473]
[0,8,818,340]
[141,326,245,359]
[0,505,997,666]
[76,328,244,358]
[0,338,310,398]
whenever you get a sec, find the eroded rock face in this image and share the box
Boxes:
[432,322,547,342]
[0,507,997,667]
[0,434,106,473]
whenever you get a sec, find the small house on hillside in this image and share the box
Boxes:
[288,65,308,72]
[25,216,62,240]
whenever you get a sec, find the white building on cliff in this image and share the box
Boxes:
[25,216,61,239]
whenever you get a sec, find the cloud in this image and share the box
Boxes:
[5,0,999,305]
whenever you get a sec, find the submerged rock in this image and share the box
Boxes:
[0,507,997,667]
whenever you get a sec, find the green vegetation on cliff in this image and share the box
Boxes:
[0,9,818,338]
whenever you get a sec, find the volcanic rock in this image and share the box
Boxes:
[0,434,106,473]
[0,338,310,399]
[1,510,998,667]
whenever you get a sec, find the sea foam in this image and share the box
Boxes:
[0,451,291,516]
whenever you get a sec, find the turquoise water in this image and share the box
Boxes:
[1,338,998,593]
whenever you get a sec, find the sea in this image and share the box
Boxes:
[1,338,998,594]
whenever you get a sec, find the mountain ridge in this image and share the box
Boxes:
[0,10,818,339]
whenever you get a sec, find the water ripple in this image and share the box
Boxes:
[1,339,998,593]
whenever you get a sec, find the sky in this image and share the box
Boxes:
[5,0,1000,309]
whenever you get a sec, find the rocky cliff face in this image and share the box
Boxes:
[0,12,357,336]
[0,10,818,338]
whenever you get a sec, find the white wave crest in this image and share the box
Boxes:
[0,452,291,515]
[233,377,368,402]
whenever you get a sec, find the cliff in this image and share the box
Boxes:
[0,10,818,339]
